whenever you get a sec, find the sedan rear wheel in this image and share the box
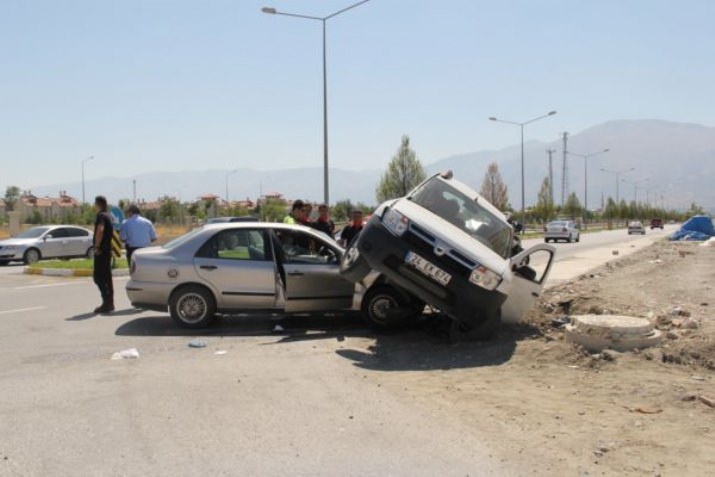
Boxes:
[169,285,217,329]
[23,248,41,265]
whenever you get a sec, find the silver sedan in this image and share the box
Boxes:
[126,223,424,329]
[0,225,94,265]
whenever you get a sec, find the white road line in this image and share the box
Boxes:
[0,306,47,315]
[14,283,76,290]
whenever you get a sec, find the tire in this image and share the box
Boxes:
[340,238,370,283]
[86,246,94,258]
[169,285,217,329]
[575,234,580,243]
[567,234,573,243]
[361,285,419,331]
[544,238,550,243]
[23,248,41,265]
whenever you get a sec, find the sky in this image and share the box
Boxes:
[2,0,714,196]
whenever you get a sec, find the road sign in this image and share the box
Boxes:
[109,206,124,232]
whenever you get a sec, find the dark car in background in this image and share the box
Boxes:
[650,218,664,230]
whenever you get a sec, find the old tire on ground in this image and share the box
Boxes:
[340,238,370,283]
[23,248,41,265]
[361,285,419,331]
[169,285,217,329]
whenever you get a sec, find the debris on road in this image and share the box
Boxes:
[214,350,227,355]
[188,340,207,348]
[111,348,140,360]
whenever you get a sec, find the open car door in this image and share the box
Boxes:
[501,244,556,324]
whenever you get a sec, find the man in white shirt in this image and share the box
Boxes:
[120,205,157,266]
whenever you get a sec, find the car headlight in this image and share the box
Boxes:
[382,208,410,236]
[469,265,501,291]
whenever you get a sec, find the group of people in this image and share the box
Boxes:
[92,196,157,314]
[283,199,365,247]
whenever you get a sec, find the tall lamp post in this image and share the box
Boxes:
[568,148,609,229]
[600,167,634,205]
[489,111,557,224]
[225,169,238,208]
[622,177,649,203]
[262,0,371,206]
[81,155,95,204]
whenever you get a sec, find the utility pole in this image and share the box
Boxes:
[546,148,556,204]
[132,179,137,203]
[561,132,569,206]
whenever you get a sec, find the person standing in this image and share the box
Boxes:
[339,210,364,247]
[120,204,157,266]
[93,196,115,314]
[283,200,306,225]
[313,204,336,236]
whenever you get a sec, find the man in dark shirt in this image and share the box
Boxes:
[93,195,115,314]
[312,204,335,237]
[340,210,364,247]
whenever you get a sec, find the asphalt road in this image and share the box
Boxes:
[0,225,677,476]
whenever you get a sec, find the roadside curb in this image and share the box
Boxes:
[23,267,129,277]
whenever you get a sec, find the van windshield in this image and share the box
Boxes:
[410,177,513,258]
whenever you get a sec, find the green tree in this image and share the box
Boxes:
[259,199,287,222]
[534,177,554,222]
[158,196,181,223]
[376,135,427,203]
[685,202,706,216]
[331,199,353,222]
[479,162,509,211]
[603,197,618,222]
[562,192,582,219]
[4,186,21,212]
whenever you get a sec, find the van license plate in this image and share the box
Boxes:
[405,251,452,286]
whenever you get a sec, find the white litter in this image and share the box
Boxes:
[272,324,284,332]
[214,350,228,356]
[111,348,140,360]
[700,237,715,247]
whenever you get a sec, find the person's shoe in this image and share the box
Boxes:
[93,305,105,314]
[94,304,115,314]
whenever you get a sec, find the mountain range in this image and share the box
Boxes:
[31,119,715,211]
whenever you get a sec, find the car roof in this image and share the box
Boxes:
[200,222,339,243]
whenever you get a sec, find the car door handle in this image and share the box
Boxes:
[287,271,304,276]
[200,265,218,271]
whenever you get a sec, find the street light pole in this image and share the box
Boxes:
[489,111,557,225]
[600,167,634,205]
[568,148,609,229]
[81,155,95,204]
[225,169,238,207]
[262,0,371,206]
[622,177,649,203]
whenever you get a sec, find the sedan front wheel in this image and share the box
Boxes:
[23,248,41,265]
[169,285,217,329]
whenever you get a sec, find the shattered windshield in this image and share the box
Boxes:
[410,177,513,258]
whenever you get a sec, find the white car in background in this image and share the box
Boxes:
[0,225,94,265]
[544,220,580,243]
[628,221,646,235]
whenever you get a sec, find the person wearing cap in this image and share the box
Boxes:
[120,204,157,266]
[339,210,364,247]
[93,195,115,314]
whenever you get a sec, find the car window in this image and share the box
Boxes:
[410,177,513,258]
[196,229,268,261]
[48,228,69,238]
[515,249,553,285]
[275,230,339,265]
[67,228,90,237]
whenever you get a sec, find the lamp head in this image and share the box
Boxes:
[262,7,277,14]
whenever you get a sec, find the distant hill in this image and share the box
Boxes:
[31,119,715,211]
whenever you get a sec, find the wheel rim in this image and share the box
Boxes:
[343,245,360,268]
[368,294,399,325]
[26,249,39,264]
[177,293,208,323]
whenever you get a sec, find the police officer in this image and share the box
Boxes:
[93,196,114,314]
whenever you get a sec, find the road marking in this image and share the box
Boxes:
[0,306,46,315]
[14,282,76,290]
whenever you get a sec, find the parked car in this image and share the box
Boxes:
[126,222,421,330]
[628,221,646,235]
[650,218,664,230]
[0,225,94,265]
[339,171,556,338]
[544,220,580,243]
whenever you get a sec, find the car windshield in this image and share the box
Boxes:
[16,227,51,239]
[410,177,512,258]
[548,221,567,227]
[163,227,205,249]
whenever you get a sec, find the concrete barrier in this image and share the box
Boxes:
[24,267,129,277]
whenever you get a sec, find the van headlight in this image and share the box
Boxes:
[469,265,501,291]
[382,208,409,236]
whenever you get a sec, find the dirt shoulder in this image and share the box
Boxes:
[343,239,714,476]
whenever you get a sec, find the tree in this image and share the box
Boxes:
[4,186,21,212]
[534,177,554,222]
[331,199,353,222]
[685,202,706,216]
[603,197,618,222]
[479,162,509,211]
[259,198,287,222]
[376,135,427,203]
[158,196,181,223]
[562,192,582,219]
